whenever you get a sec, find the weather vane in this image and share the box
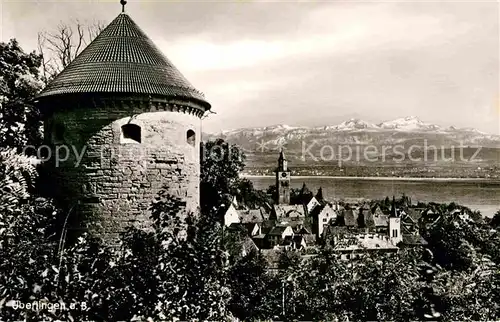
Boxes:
[120,0,127,13]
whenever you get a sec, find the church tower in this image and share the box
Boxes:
[275,149,291,205]
[389,196,402,245]
[35,5,211,241]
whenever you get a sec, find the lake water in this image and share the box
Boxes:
[247,176,500,218]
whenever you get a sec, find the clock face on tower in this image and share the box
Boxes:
[281,172,287,178]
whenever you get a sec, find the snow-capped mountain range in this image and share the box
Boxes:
[207,116,500,156]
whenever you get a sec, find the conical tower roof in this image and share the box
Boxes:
[37,12,210,109]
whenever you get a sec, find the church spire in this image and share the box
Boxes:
[278,148,286,161]
[278,148,287,171]
[390,195,397,217]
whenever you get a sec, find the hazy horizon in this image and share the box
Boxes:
[2,0,499,135]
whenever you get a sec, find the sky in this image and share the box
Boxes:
[1,0,499,134]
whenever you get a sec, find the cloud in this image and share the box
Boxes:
[162,2,472,74]
[175,2,499,134]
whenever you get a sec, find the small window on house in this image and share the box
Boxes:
[121,124,141,144]
[186,129,196,146]
[323,218,327,222]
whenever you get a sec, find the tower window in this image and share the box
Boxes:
[186,129,195,146]
[121,124,141,144]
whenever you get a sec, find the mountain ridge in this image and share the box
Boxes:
[211,116,496,137]
[204,116,500,178]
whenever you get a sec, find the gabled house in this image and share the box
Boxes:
[372,204,386,217]
[292,235,307,250]
[400,208,423,234]
[373,214,388,227]
[359,203,375,228]
[266,225,294,248]
[398,208,427,247]
[306,196,321,214]
[343,209,358,228]
[372,205,389,232]
[312,203,339,237]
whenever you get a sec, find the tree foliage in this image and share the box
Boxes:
[200,138,245,218]
[0,40,44,150]
[491,209,500,228]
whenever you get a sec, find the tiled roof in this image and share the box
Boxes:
[374,214,389,227]
[37,13,210,109]
[273,204,306,219]
[334,234,398,251]
[405,209,423,223]
[402,234,428,246]
[343,209,358,227]
[242,237,259,253]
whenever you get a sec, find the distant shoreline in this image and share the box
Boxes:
[240,174,498,182]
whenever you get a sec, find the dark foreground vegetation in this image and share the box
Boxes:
[1,39,500,321]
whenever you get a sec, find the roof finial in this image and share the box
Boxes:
[120,0,127,13]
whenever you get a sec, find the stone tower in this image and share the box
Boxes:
[275,149,290,205]
[35,10,211,240]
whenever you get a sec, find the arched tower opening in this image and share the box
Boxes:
[186,129,196,146]
[121,123,142,144]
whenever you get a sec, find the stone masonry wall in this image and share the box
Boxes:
[44,103,202,241]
